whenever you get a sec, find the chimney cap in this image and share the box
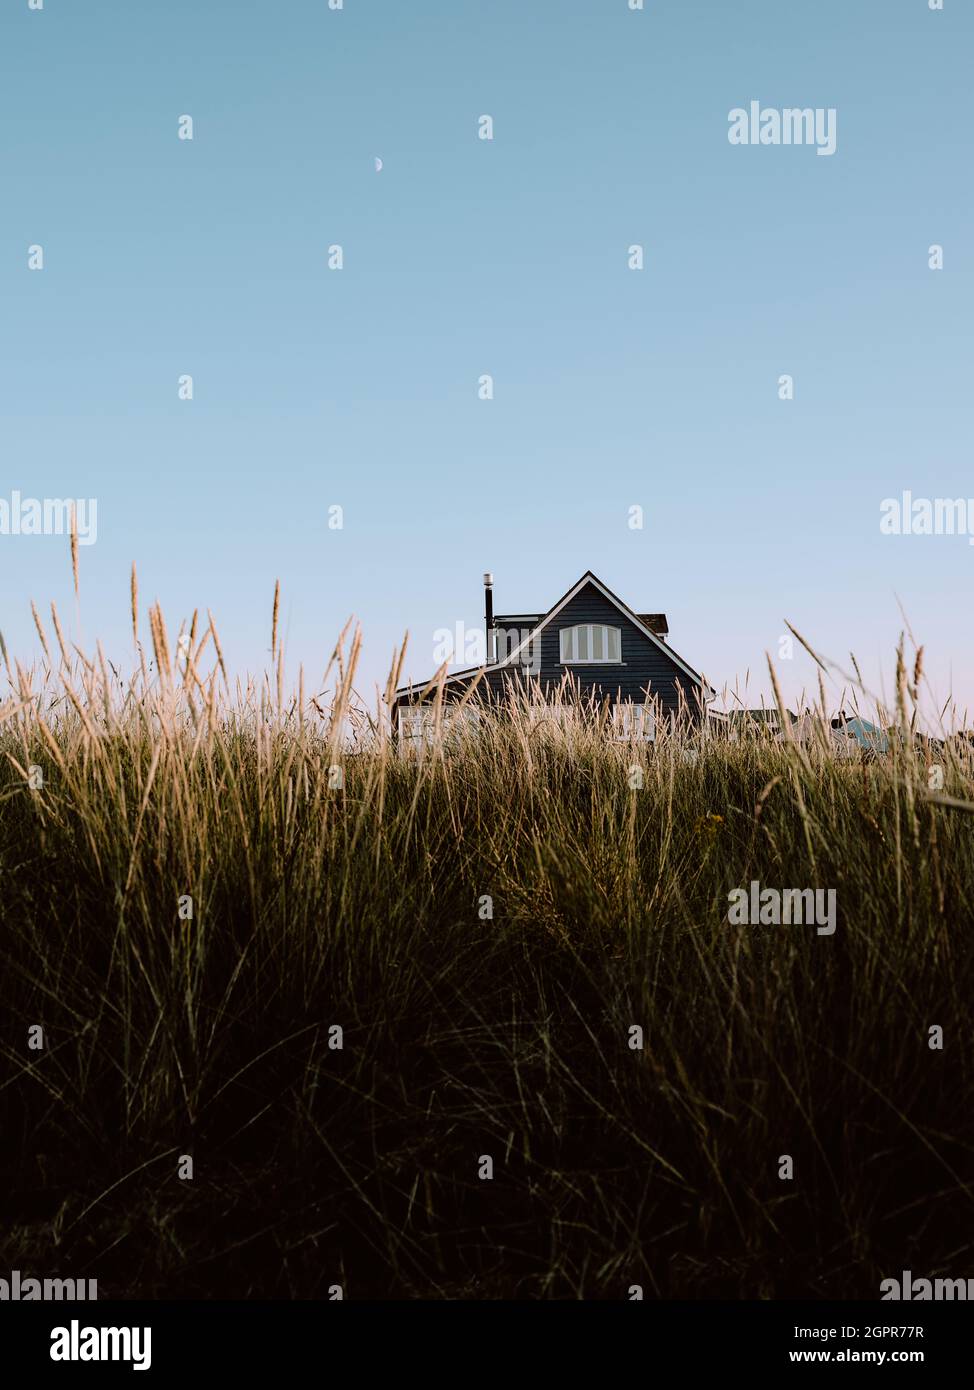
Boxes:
[483,571,493,586]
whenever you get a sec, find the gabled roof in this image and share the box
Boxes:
[393,570,715,700]
[498,570,712,694]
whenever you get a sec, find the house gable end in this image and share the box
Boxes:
[393,570,712,716]
[526,581,701,711]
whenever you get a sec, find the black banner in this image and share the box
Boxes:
[2,1299,970,1375]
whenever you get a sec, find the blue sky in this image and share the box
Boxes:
[2,0,972,721]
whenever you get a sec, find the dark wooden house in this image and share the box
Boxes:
[391,570,715,744]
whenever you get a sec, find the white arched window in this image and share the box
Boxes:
[559,624,622,664]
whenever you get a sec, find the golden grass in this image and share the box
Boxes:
[0,579,972,1297]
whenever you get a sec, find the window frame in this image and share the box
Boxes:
[612,701,656,742]
[397,705,480,750]
[559,623,624,665]
[525,702,571,730]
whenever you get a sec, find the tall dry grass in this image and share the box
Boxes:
[1,586,972,1297]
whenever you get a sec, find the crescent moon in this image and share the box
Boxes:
[375,157,383,172]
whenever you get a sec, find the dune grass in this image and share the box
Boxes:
[1,591,973,1299]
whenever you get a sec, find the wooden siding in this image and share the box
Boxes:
[394,581,705,722]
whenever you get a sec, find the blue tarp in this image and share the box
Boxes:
[840,718,889,753]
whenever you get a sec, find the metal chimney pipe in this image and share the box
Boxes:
[483,572,494,663]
